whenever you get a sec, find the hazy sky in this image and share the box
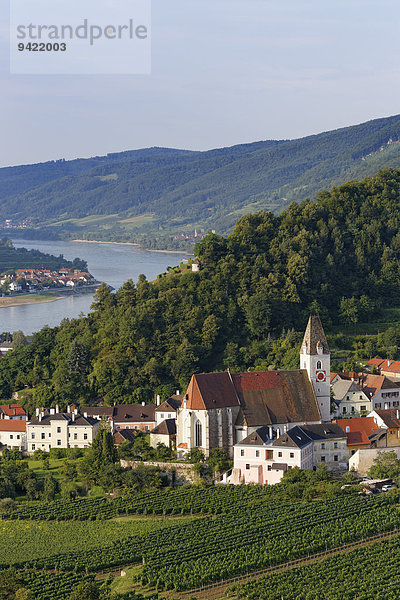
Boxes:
[1,0,400,166]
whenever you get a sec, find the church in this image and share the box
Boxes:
[176,315,331,458]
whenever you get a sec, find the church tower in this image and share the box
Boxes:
[300,315,331,422]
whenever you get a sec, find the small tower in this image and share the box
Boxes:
[300,315,331,422]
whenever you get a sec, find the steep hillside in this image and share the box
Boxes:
[1,115,400,246]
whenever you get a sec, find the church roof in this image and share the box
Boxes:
[184,369,321,425]
[301,315,329,355]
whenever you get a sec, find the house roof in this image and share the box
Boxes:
[113,429,136,443]
[156,396,182,413]
[0,420,26,432]
[301,315,329,355]
[272,426,313,449]
[237,426,271,446]
[113,404,156,423]
[29,413,98,426]
[331,378,367,401]
[374,409,400,429]
[184,369,321,426]
[300,423,346,440]
[0,403,26,417]
[369,359,400,374]
[151,418,177,436]
[334,417,379,446]
[81,406,114,418]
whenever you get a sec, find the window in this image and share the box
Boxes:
[195,421,202,447]
[317,360,322,370]
[16,435,20,440]
[160,413,164,419]
[359,395,363,400]
[376,403,381,409]
[31,444,36,450]
[57,427,61,433]
[125,426,129,430]
[168,414,172,419]
[240,449,244,457]
[394,402,399,408]
[360,406,366,412]
[84,433,88,440]
[342,407,347,414]
[145,426,149,432]
[334,455,338,462]
[351,407,355,413]
[334,442,338,449]
[255,450,260,458]
[74,433,77,440]
[48,433,51,438]
[57,439,61,446]
[289,452,294,458]
[346,396,350,401]
[266,450,273,460]
[31,433,35,439]
[278,451,282,457]
[267,465,272,471]
[351,450,356,456]
[245,464,250,470]
[321,443,325,449]
[41,433,45,440]
[321,456,326,462]
[10,435,13,440]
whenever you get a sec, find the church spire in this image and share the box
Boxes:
[301,315,329,355]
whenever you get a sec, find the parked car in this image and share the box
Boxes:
[382,485,396,492]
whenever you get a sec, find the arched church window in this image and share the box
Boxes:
[195,421,202,447]
[316,360,322,370]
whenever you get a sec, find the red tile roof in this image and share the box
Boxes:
[0,420,26,432]
[368,358,400,373]
[0,404,26,417]
[184,369,320,426]
[334,417,379,446]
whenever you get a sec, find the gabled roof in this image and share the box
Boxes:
[334,417,379,446]
[272,426,313,449]
[156,396,182,413]
[0,403,26,417]
[237,426,271,446]
[301,315,329,355]
[113,429,136,443]
[373,409,400,429]
[81,406,114,418]
[0,420,26,432]
[151,418,177,436]
[331,378,367,401]
[370,359,400,374]
[184,369,321,425]
[300,423,346,440]
[113,404,156,423]
[29,413,98,426]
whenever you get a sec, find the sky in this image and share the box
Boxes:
[1,0,400,167]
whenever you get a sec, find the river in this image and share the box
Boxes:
[0,239,189,336]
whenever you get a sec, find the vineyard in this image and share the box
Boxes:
[233,535,400,600]
[2,491,400,593]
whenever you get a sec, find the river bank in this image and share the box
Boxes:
[0,293,63,309]
[72,239,192,254]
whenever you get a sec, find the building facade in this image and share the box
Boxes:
[27,409,99,452]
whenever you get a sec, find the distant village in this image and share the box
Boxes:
[0,218,32,229]
[2,316,400,487]
[0,267,97,294]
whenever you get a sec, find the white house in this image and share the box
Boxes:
[0,403,27,420]
[155,395,182,427]
[331,376,371,417]
[231,423,347,485]
[27,408,100,452]
[0,420,26,451]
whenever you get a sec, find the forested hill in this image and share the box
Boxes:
[1,115,400,244]
[0,239,87,272]
[2,169,400,407]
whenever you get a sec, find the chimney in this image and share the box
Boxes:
[142,401,146,406]
[156,395,160,406]
[72,412,75,422]
[346,426,350,433]
[176,390,180,396]
[39,414,42,422]
[67,405,71,414]
[50,408,55,415]
[55,404,59,414]
[397,410,399,420]
[74,408,78,415]
[36,408,40,417]
[276,428,280,439]
[84,412,88,419]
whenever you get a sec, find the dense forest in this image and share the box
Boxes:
[1,115,400,247]
[0,239,87,273]
[2,169,400,408]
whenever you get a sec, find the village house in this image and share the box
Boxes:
[334,417,380,457]
[150,419,177,449]
[27,408,99,452]
[367,358,400,380]
[0,403,27,420]
[367,409,400,447]
[155,394,182,426]
[230,423,347,485]
[112,403,156,432]
[177,315,330,458]
[0,420,26,452]
[113,429,136,446]
[331,374,371,417]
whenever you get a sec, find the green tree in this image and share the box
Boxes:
[43,475,58,501]
[368,451,400,481]
[68,581,99,600]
